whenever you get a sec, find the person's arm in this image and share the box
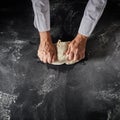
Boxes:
[66,0,107,62]
[31,0,57,64]
[31,0,50,32]
[78,0,107,37]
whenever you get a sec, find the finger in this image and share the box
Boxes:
[47,58,52,64]
[74,54,80,61]
[37,51,40,58]
[37,53,42,61]
[42,55,47,63]
[40,52,45,62]
[68,52,74,61]
[64,43,70,55]
[66,46,71,55]
[40,56,43,62]
[73,49,79,61]
[52,53,57,63]
[44,58,47,63]
[47,53,52,64]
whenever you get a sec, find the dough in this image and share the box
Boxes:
[52,40,79,65]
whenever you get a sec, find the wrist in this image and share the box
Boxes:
[76,33,88,41]
[73,33,88,44]
[39,31,52,42]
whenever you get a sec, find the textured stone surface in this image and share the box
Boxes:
[0,0,120,120]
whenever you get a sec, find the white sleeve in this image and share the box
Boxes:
[78,0,107,37]
[31,0,50,32]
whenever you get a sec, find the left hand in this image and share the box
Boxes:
[66,33,88,61]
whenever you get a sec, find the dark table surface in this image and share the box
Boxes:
[0,0,120,120]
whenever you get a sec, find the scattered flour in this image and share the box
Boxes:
[0,91,17,120]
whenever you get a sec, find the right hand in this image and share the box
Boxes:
[37,31,57,64]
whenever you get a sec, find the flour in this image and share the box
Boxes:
[3,39,28,63]
[0,91,17,120]
[93,90,120,102]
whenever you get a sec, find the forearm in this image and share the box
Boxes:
[78,0,107,37]
[39,31,52,42]
[31,0,50,32]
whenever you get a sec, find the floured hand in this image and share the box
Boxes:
[66,33,88,62]
[37,32,57,64]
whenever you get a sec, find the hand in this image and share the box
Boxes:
[66,33,88,62]
[37,31,57,64]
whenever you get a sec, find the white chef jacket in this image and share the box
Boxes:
[31,0,107,37]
